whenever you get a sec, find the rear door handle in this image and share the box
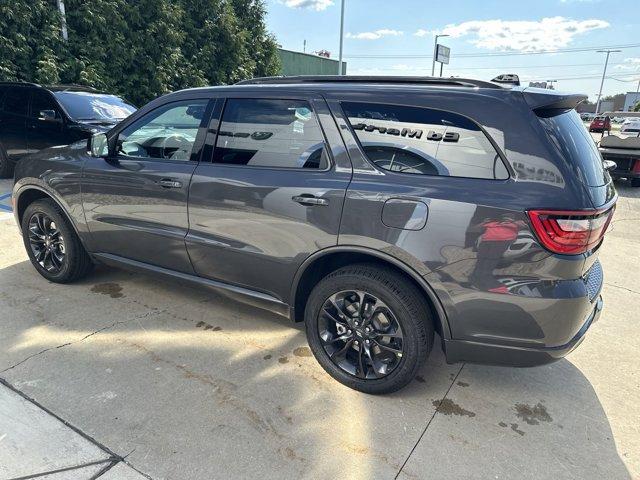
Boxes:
[292,194,329,206]
[157,178,182,188]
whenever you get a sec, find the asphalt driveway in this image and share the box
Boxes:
[0,176,638,479]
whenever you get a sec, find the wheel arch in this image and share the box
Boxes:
[290,246,451,340]
[14,186,83,241]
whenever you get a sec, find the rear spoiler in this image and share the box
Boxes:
[521,87,587,114]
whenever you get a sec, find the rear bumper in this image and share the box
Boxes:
[444,295,603,367]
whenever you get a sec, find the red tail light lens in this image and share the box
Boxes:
[527,206,615,255]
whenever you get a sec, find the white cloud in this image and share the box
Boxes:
[281,0,333,11]
[414,29,434,38]
[437,17,609,52]
[615,58,640,71]
[346,29,404,40]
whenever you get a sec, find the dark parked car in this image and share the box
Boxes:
[589,115,611,134]
[12,76,616,393]
[0,82,136,177]
[599,135,640,187]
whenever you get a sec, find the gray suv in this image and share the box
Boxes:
[12,76,616,393]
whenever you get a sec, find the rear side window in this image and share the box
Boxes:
[342,102,508,180]
[2,87,30,116]
[213,99,328,169]
[538,110,608,187]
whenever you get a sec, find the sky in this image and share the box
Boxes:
[265,0,640,101]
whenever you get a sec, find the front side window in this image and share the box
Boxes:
[117,100,207,161]
[342,102,508,180]
[31,91,61,120]
[212,98,328,169]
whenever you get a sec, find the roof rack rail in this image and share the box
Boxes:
[45,84,99,92]
[0,81,41,87]
[236,75,502,89]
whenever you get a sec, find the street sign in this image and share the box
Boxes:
[436,44,450,65]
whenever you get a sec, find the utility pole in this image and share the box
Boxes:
[56,0,68,41]
[595,49,620,115]
[432,34,449,77]
[303,39,306,53]
[338,0,345,76]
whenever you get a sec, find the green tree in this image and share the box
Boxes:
[0,0,280,105]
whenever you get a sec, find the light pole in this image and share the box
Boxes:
[338,0,345,76]
[432,34,449,77]
[56,0,68,41]
[595,49,620,115]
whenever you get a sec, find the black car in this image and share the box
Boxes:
[12,76,616,393]
[0,82,136,177]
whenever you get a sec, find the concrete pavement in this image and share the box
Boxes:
[0,176,638,479]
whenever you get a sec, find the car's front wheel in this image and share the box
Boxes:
[21,199,93,283]
[305,264,434,394]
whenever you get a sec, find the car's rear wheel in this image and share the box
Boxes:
[304,263,434,394]
[21,199,93,283]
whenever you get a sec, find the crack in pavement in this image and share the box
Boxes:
[605,282,640,296]
[9,459,114,480]
[0,309,165,374]
[394,363,466,479]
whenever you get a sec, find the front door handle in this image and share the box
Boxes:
[157,179,182,189]
[292,194,329,206]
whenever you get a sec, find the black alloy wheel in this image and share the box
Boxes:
[305,263,434,394]
[21,199,93,283]
[27,212,66,273]
[318,290,404,379]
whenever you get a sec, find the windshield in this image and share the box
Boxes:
[54,91,136,121]
[538,109,608,187]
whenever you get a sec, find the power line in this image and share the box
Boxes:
[344,42,640,59]
[354,62,638,71]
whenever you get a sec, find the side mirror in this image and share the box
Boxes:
[89,133,109,158]
[39,110,58,122]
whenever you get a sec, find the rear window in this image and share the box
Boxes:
[342,102,509,180]
[538,110,608,187]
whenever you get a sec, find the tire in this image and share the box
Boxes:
[304,263,434,394]
[21,199,93,283]
[631,178,640,188]
[0,146,13,178]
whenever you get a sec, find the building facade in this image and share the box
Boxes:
[277,48,346,76]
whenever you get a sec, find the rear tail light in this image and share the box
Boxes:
[632,160,640,174]
[527,206,615,255]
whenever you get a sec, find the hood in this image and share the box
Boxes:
[73,119,119,134]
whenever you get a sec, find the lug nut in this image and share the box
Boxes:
[365,327,371,333]
[347,329,352,335]
[365,339,370,345]
[354,321,359,327]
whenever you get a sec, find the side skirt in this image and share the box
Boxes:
[92,253,291,319]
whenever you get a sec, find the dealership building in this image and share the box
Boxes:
[277,48,346,76]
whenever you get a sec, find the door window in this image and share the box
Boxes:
[31,91,61,120]
[342,102,508,180]
[2,87,30,116]
[212,98,328,169]
[117,100,207,161]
